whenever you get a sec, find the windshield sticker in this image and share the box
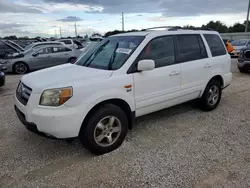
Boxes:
[116,48,132,54]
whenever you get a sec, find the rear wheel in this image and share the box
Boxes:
[199,80,222,111]
[79,104,128,155]
[13,62,29,74]
[68,57,77,64]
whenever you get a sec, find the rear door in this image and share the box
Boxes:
[203,34,230,78]
[51,47,73,65]
[176,34,209,98]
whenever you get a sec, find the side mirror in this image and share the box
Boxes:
[32,52,39,57]
[137,59,155,71]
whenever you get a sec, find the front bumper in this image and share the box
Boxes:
[229,51,239,57]
[15,93,83,139]
[0,63,13,73]
[14,105,56,139]
[237,60,250,70]
[0,72,5,87]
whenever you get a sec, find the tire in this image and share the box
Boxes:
[68,57,77,64]
[199,80,222,111]
[238,67,249,73]
[79,104,128,155]
[13,62,29,74]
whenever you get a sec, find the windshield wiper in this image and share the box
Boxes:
[108,42,119,70]
[84,40,110,67]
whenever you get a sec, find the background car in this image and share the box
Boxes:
[58,39,83,50]
[230,39,250,57]
[23,41,64,52]
[237,46,250,73]
[0,40,23,59]
[0,71,5,87]
[0,45,83,74]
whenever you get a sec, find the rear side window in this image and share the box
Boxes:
[139,36,175,68]
[204,34,226,57]
[177,34,207,63]
[53,47,72,53]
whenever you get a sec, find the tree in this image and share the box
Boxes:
[183,25,196,29]
[3,35,17,40]
[228,23,245,33]
[104,30,124,37]
[201,21,228,33]
[92,33,102,37]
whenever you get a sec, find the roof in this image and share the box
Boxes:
[32,44,71,50]
[111,29,218,38]
[34,41,62,44]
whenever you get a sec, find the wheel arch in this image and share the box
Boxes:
[209,75,224,88]
[79,98,135,135]
[200,75,224,97]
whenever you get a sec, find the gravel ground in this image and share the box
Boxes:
[1,59,250,188]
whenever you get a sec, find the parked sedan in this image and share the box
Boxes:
[0,45,82,74]
[0,71,5,87]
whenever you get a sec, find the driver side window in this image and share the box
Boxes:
[37,47,52,55]
[139,36,175,68]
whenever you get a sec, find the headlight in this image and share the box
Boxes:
[0,60,8,64]
[40,87,73,106]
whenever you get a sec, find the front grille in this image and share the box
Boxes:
[16,82,32,106]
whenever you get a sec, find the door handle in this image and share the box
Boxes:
[169,71,180,76]
[204,63,212,68]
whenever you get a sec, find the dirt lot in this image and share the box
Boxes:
[1,59,250,188]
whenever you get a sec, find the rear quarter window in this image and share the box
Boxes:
[204,34,227,57]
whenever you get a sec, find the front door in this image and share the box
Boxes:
[133,35,181,117]
[32,47,53,69]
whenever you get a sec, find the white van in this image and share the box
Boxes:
[15,27,232,155]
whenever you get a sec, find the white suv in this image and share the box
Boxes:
[15,28,232,155]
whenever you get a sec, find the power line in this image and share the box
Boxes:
[246,0,250,32]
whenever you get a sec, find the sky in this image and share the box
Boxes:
[0,0,248,37]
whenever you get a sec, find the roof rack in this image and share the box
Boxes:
[144,26,182,31]
[144,26,213,31]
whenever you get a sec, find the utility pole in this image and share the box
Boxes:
[122,12,124,31]
[245,0,250,32]
[55,30,57,38]
[75,22,78,37]
[60,27,62,38]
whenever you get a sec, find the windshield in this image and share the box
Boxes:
[24,43,34,51]
[75,36,144,70]
[231,40,248,46]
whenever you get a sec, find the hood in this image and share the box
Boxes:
[233,46,245,51]
[21,64,112,93]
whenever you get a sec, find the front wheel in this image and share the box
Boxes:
[79,104,128,155]
[14,62,28,74]
[199,80,222,111]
